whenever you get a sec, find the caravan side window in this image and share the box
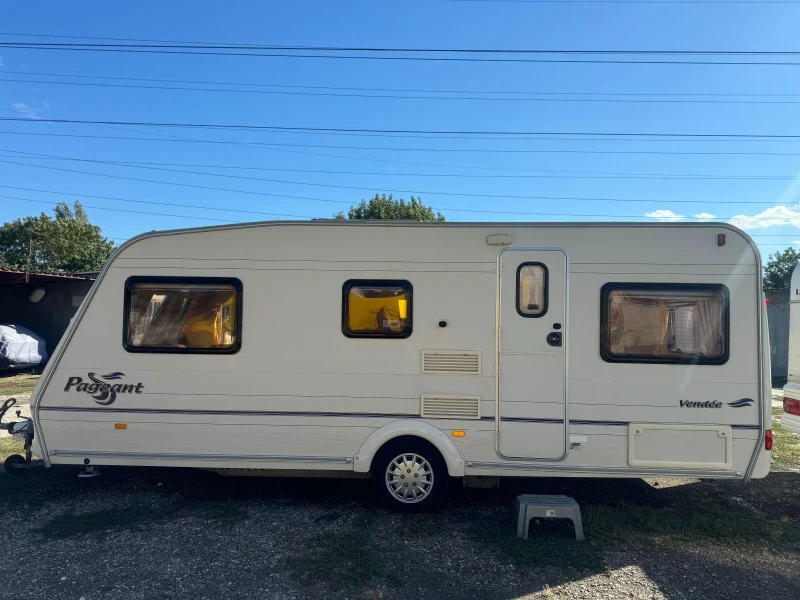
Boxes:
[601,283,729,364]
[124,277,242,353]
[516,263,548,317]
[342,280,412,338]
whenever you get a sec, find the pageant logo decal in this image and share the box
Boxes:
[64,372,144,405]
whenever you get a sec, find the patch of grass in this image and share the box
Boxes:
[772,407,800,472]
[0,436,23,462]
[34,500,248,539]
[0,372,39,396]
[289,527,387,589]
[470,509,604,570]
[585,501,775,547]
[470,485,800,570]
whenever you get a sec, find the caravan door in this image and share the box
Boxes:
[497,249,568,460]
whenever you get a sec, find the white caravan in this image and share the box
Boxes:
[781,264,800,435]
[9,221,773,511]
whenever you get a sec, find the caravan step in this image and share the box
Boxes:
[515,494,584,541]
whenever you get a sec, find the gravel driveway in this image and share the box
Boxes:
[0,465,797,600]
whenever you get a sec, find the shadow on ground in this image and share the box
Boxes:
[1,465,798,599]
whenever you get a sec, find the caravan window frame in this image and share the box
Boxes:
[342,279,413,339]
[516,262,549,318]
[123,276,243,354]
[600,282,730,365]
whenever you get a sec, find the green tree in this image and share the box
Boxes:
[334,194,445,222]
[0,201,115,274]
[763,247,800,289]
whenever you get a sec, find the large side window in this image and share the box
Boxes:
[601,283,729,364]
[124,277,242,353]
[342,280,412,338]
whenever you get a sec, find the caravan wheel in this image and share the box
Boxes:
[3,454,26,473]
[371,438,448,512]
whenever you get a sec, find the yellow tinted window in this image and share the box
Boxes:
[344,281,411,337]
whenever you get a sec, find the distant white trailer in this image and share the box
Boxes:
[14,221,772,511]
[781,264,800,435]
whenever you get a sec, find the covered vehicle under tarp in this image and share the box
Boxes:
[0,324,48,370]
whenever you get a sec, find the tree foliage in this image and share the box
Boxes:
[763,247,800,289]
[0,201,115,274]
[334,194,445,222]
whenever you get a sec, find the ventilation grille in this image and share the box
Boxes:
[421,350,481,375]
[421,395,481,420]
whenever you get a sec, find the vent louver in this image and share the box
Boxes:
[421,351,481,375]
[420,395,481,420]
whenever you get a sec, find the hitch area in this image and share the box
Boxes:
[0,397,35,473]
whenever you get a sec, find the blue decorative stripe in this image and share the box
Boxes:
[40,406,759,430]
[570,419,629,427]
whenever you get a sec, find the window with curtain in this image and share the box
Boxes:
[342,280,412,338]
[125,278,241,352]
[601,284,728,364]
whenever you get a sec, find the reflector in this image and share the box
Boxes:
[784,398,800,416]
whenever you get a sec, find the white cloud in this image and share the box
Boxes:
[645,209,686,222]
[728,205,800,230]
[12,102,47,120]
[793,241,800,245]
[694,212,716,220]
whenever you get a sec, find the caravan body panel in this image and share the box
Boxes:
[30,221,769,480]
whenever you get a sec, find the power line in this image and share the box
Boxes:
[3,195,249,223]
[0,185,318,219]
[5,148,800,182]
[2,43,800,66]
[5,41,800,55]
[7,187,800,223]
[6,74,800,105]
[1,106,796,143]
[2,150,797,202]
[440,0,800,4]
[3,156,799,210]
[5,130,800,160]
[6,68,800,98]
[3,116,799,139]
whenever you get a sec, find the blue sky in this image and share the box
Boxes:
[1,1,800,257]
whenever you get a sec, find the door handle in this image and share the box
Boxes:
[546,332,562,347]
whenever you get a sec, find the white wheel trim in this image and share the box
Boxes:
[385,453,434,504]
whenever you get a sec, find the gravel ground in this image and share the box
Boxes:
[0,466,797,600]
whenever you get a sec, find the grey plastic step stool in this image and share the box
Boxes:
[516,494,584,541]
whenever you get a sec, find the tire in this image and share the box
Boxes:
[371,437,449,513]
[4,454,26,473]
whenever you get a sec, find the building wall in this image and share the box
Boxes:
[766,289,790,383]
[0,279,95,356]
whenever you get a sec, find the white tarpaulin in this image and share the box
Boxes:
[0,324,48,370]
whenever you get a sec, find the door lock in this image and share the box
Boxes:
[546,332,562,347]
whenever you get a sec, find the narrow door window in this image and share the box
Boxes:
[516,263,549,318]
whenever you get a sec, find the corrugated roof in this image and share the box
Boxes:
[0,268,96,282]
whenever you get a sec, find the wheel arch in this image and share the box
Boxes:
[353,420,465,477]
